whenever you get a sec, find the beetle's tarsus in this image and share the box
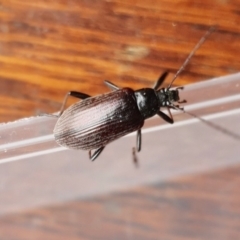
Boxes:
[39,113,59,118]
[132,147,139,168]
[89,147,105,161]
[104,80,120,91]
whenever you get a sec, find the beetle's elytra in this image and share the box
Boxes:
[54,88,145,151]
[52,28,215,163]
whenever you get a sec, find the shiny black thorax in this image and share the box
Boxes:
[134,88,159,119]
[134,87,180,119]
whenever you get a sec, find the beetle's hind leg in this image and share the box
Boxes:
[41,91,91,118]
[132,129,141,167]
[89,147,105,161]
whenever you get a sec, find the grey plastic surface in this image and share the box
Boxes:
[0,72,239,215]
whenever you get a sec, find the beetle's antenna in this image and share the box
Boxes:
[174,106,240,142]
[168,26,216,89]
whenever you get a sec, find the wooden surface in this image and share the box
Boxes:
[0,0,240,122]
[0,165,240,239]
[0,0,240,239]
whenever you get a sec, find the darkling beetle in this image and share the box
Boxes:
[53,72,184,162]
[52,28,215,163]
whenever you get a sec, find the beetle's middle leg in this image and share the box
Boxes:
[89,147,105,161]
[132,129,141,167]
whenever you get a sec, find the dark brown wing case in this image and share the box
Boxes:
[54,88,144,150]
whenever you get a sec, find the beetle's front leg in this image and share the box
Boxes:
[153,71,169,90]
[157,109,174,124]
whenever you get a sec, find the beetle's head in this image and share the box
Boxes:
[157,86,185,108]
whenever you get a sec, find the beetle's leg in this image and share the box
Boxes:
[132,148,138,167]
[169,104,184,111]
[40,113,59,118]
[104,80,120,91]
[41,91,91,118]
[58,91,91,116]
[157,109,174,124]
[136,129,141,152]
[132,129,141,167]
[167,108,174,121]
[89,147,105,161]
[153,72,169,90]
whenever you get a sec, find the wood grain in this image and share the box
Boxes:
[0,0,240,122]
[0,165,240,239]
[0,1,240,239]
